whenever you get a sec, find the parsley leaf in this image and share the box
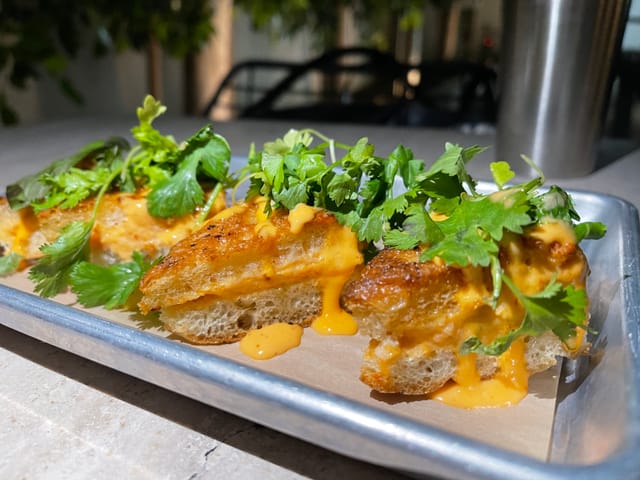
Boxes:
[70,252,154,309]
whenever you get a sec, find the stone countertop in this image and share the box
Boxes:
[0,116,638,480]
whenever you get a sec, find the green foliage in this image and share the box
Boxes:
[0,0,214,124]
[28,220,93,297]
[70,252,155,309]
[244,129,603,355]
[0,253,22,276]
[234,0,441,50]
[13,95,229,299]
[461,277,590,356]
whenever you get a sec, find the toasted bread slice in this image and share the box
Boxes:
[0,190,225,264]
[138,200,363,344]
[341,222,589,396]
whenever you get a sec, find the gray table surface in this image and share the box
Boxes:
[0,116,638,480]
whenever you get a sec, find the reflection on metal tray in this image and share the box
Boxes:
[0,186,639,480]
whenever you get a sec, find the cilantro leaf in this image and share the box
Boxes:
[273,181,309,210]
[70,252,154,309]
[490,161,515,189]
[6,137,128,210]
[30,165,117,213]
[421,227,498,267]
[531,185,580,224]
[146,154,203,218]
[263,129,313,155]
[28,220,93,297]
[327,172,358,207]
[131,95,177,158]
[461,276,589,356]
[381,194,408,218]
[357,206,386,242]
[388,144,423,189]
[261,152,285,193]
[198,133,231,182]
[417,143,484,198]
[420,193,532,267]
[0,253,22,276]
[384,204,443,250]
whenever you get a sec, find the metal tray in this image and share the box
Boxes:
[0,187,639,480]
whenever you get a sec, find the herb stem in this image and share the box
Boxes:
[300,128,352,152]
[119,145,141,185]
[91,165,124,223]
[231,172,258,204]
[198,182,224,224]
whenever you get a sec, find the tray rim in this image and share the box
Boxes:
[0,188,639,480]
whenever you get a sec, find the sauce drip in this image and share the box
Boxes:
[239,323,303,360]
[311,275,358,335]
[430,338,529,408]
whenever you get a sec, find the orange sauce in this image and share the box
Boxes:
[288,204,318,234]
[430,338,529,408]
[239,323,303,360]
[311,275,358,335]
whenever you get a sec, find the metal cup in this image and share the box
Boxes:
[496,0,629,178]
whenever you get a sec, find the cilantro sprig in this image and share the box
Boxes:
[69,252,155,309]
[7,95,232,302]
[461,276,590,356]
[3,112,607,351]
[243,130,606,356]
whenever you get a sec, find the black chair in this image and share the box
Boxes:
[203,47,497,128]
[392,60,498,127]
[203,47,413,124]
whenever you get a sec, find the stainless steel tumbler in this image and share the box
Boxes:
[496,0,629,178]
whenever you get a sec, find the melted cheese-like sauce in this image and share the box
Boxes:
[431,339,528,408]
[425,219,584,408]
[213,203,248,221]
[239,204,362,359]
[288,204,318,234]
[311,274,359,335]
[253,198,277,239]
[527,217,576,245]
[310,219,362,336]
[96,197,203,261]
[239,323,303,359]
[13,209,38,257]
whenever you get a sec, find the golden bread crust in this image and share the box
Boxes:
[341,224,590,395]
[138,201,361,313]
[0,190,225,263]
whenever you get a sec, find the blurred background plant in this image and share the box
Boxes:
[0,0,497,126]
[234,0,435,53]
[0,0,214,125]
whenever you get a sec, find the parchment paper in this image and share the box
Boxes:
[1,272,560,461]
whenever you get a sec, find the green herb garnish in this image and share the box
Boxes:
[69,252,155,309]
[8,95,231,300]
[242,129,606,355]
